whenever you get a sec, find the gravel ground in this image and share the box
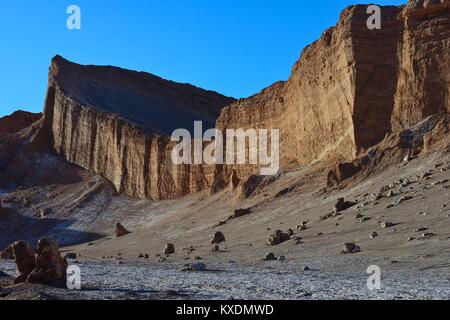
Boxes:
[1,259,449,300]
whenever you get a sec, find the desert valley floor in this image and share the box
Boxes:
[1,149,450,299]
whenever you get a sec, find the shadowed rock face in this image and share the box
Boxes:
[0,111,41,139]
[20,1,450,200]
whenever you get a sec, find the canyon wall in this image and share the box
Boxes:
[216,1,450,182]
[38,56,233,199]
[34,0,450,199]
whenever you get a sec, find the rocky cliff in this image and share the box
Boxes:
[37,56,234,199]
[27,0,450,199]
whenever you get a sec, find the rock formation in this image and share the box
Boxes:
[3,0,450,200]
[12,241,36,284]
[27,238,68,287]
[115,223,131,237]
[215,0,450,185]
[0,111,41,140]
[10,238,68,287]
[33,55,234,200]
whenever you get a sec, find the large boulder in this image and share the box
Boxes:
[163,243,175,255]
[334,198,357,213]
[115,223,131,237]
[210,231,226,244]
[12,241,36,284]
[27,238,68,287]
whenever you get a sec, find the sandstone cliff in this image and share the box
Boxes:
[37,56,234,199]
[19,0,450,200]
[216,0,450,184]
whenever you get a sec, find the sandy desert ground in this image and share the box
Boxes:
[1,148,450,300]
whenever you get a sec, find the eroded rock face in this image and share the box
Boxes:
[27,238,68,287]
[24,2,450,200]
[12,241,36,284]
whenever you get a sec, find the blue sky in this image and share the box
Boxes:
[0,0,404,117]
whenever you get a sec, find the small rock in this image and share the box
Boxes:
[115,223,131,237]
[264,253,276,261]
[267,230,291,245]
[231,208,252,219]
[278,255,286,262]
[370,232,378,239]
[211,231,226,244]
[340,243,361,254]
[302,266,310,271]
[163,243,175,255]
[334,198,356,213]
[382,221,395,228]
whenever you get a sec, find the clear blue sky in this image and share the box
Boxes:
[0,0,404,117]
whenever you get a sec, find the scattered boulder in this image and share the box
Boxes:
[264,253,276,261]
[334,198,356,213]
[382,221,395,228]
[340,243,361,254]
[12,241,36,284]
[370,232,378,239]
[0,244,14,260]
[163,243,175,255]
[230,208,252,219]
[278,255,286,262]
[115,223,131,237]
[370,193,383,202]
[267,230,291,245]
[211,231,226,244]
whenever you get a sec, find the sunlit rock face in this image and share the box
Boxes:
[34,1,450,199]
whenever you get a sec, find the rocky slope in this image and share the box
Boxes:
[0,111,41,140]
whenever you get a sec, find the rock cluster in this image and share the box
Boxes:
[267,230,292,246]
